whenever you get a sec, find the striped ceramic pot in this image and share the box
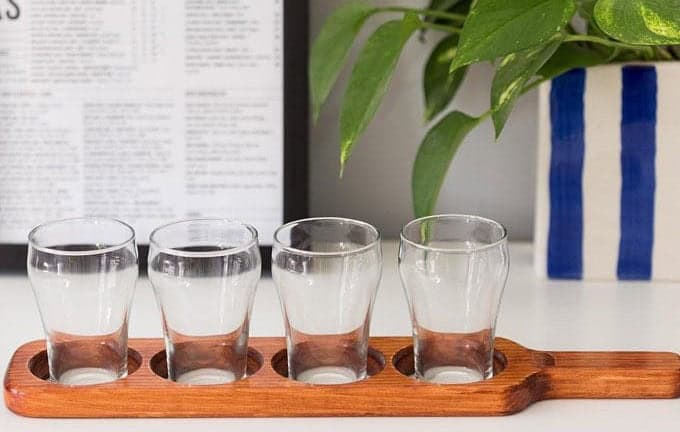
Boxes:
[534,63,680,280]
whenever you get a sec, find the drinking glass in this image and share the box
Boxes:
[272,217,382,385]
[148,219,261,385]
[399,214,509,384]
[27,217,138,386]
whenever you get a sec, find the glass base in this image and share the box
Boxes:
[57,367,121,386]
[421,366,485,384]
[175,368,236,385]
[295,366,359,385]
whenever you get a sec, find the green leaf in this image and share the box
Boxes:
[310,1,375,123]
[424,35,467,122]
[594,0,680,45]
[537,43,611,80]
[339,13,421,174]
[491,37,562,138]
[578,0,610,39]
[450,0,576,72]
[412,111,481,217]
[577,1,623,59]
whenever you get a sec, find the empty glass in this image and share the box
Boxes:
[27,217,138,385]
[148,219,260,385]
[399,214,508,384]
[272,217,382,385]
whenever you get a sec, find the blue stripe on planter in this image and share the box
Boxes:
[547,68,586,279]
[617,66,657,280]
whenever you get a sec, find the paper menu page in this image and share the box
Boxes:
[0,0,284,244]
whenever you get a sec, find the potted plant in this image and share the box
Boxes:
[310,0,680,280]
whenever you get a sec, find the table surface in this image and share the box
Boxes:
[2,241,680,431]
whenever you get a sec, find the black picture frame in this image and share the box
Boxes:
[0,0,309,274]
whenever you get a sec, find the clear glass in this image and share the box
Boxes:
[27,217,138,386]
[148,219,261,385]
[272,217,382,385]
[399,214,509,384]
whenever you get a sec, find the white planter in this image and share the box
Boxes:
[534,62,680,280]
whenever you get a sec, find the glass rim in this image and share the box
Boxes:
[148,218,259,258]
[27,216,136,256]
[273,217,381,257]
[400,214,508,254]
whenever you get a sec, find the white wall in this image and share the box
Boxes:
[309,0,538,240]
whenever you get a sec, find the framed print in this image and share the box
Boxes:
[0,0,308,271]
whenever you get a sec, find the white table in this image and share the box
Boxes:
[2,241,679,431]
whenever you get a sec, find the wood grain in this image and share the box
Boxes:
[4,337,680,417]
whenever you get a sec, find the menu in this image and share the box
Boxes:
[0,0,284,244]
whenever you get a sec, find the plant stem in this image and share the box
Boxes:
[563,34,651,53]
[419,22,461,34]
[606,47,622,62]
[380,6,467,22]
[655,46,674,61]
[670,46,680,60]
[478,109,493,122]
